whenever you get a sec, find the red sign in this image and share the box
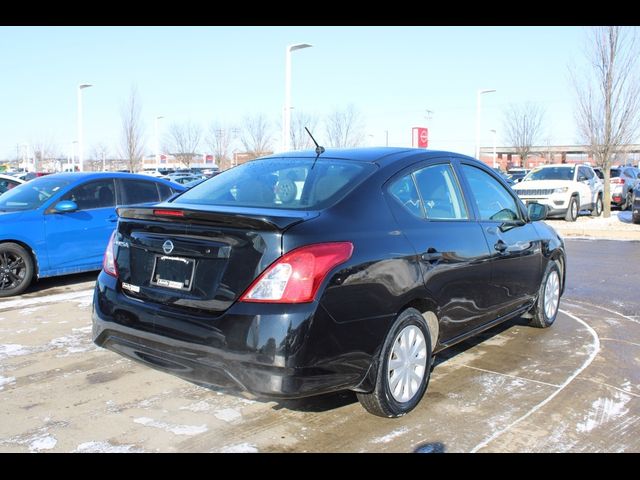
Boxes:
[412,127,429,148]
[205,154,214,163]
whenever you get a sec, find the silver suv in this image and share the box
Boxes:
[513,164,603,221]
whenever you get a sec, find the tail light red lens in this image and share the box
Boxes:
[103,230,118,278]
[610,178,625,184]
[239,242,354,304]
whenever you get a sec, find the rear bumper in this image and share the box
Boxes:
[92,271,369,399]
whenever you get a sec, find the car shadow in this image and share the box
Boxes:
[23,271,99,296]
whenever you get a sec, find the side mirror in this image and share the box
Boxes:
[527,203,548,221]
[54,200,78,213]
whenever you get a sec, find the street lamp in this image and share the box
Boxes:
[475,88,496,160]
[490,129,497,168]
[283,43,312,152]
[155,115,165,171]
[77,83,93,172]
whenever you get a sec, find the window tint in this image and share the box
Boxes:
[157,182,173,200]
[462,165,520,222]
[524,166,575,181]
[0,179,19,194]
[583,167,594,180]
[175,158,375,211]
[577,167,590,181]
[389,174,423,218]
[413,164,468,220]
[120,180,161,205]
[62,179,116,210]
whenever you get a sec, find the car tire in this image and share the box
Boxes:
[591,195,603,217]
[564,196,578,222]
[0,242,34,298]
[528,261,561,329]
[356,308,433,418]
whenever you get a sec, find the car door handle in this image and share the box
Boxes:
[494,240,508,253]
[421,248,443,263]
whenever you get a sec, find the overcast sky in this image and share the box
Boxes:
[0,26,590,161]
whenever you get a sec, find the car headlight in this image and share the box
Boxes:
[553,187,569,193]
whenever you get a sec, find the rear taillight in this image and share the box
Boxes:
[103,230,118,278]
[154,209,184,217]
[239,242,354,304]
[610,178,625,184]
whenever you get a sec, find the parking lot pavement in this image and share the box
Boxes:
[0,240,638,452]
[545,210,640,241]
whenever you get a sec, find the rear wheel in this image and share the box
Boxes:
[591,195,602,217]
[0,243,34,298]
[357,308,433,417]
[564,196,578,222]
[528,261,561,329]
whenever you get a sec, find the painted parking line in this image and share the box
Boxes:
[0,289,94,313]
[470,309,600,453]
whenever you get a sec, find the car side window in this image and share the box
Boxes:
[583,167,594,180]
[389,174,423,218]
[413,164,468,220]
[119,179,161,205]
[62,179,116,211]
[577,167,589,181]
[157,183,174,200]
[461,165,520,222]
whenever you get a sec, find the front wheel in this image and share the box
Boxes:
[356,308,433,418]
[564,197,578,222]
[528,261,561,329]
[0,243,34,298]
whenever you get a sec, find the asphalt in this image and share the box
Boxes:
[0,239,638,452]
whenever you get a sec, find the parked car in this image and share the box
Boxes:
[507,168,529,183]
[167,174,207,185]
[0,174,25,194]
[632,183,640,224]
[513,164,603,221]
[92,147,566,417]
[609,166,640,210]
[492,167,515,186]
[0,172,185,297]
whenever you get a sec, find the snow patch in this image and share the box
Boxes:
[214,408,242,422]
[19,306,44,316]
[576,392,631,433]
[133,417,208,436]
[179,401,212,412]
[0,375,16,390]
[372,427,409,444]
[0,289,93,310]
[219,443,258,453]
[75,441,144,453]
[0,344,33,358]
[29,435,57,452]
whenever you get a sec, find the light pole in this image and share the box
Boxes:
[490,129,497,168]
[283,43,312,152]
[155,115,165,171]
[475,88,496,160]
[77,83,93,172]
[71,141,78,172]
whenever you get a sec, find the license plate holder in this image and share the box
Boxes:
[150,255,195,291]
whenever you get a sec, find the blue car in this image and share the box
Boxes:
[0,172,185,297]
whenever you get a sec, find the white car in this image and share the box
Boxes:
[0,174,25,195]
[513,164,603,221]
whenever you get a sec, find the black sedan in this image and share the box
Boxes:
[92,148,566,417]
[633,184,640,224]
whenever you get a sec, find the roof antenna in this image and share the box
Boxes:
[305,127,325,156]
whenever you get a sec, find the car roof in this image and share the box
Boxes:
[26,171,186,190]
[262,147,478,168]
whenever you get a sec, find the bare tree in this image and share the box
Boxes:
[572,26,640,217]
[166,121,202,168]
[206,122,236,170]
[29,137,58,171]
[502,102,546,169]
[240,114,272,159]
[90,143,110,171]
[324,104,365,148]
[119,86,146,172]
[290,111,320,150]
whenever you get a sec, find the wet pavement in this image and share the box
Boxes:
[0,239,638,452]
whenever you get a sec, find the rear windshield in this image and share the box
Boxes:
[609,169,621,178]
[173,157,376,210]
[523,167,575,182]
